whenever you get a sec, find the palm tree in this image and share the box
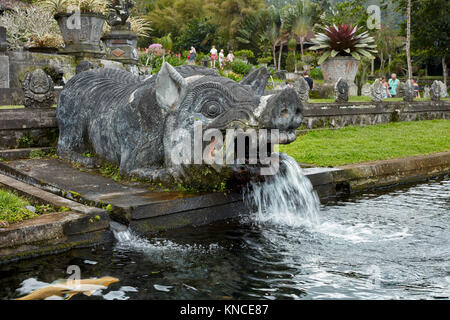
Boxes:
[406,0,412,79]
[261,21,280,70]
[291,0,315,62]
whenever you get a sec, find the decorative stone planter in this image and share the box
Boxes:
[321,56,360,96]
[55,13,106,57]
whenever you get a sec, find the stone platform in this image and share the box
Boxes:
[0,158,341,236]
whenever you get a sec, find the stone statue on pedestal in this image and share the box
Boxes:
[22,69,55,108]
[370,79,384,102]
[335,78,349,103]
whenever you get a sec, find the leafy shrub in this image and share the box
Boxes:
[257,56,273,65]
[231,59,252,75]
[0,6,63,49]
[285,52,296,72]
[234,50,255,60]
[309,67,323,79]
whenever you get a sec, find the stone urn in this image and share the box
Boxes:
[55,13,106,57]
[321,56,360,96]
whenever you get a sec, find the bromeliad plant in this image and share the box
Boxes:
[310,24,377,65]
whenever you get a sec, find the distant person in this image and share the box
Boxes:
[226,50,234,63]
[411,78,420,98]
[188,46,196,65]
[388,73,400,97]
[380,76,391,99]
[210,45,218,68]
[303,71,313,90]
[285,80,293,89]
[219,49,225,69]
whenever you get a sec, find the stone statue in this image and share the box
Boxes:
[361,82,371,96]
[240,67,269,96]
[431,80,441,101]
[370,79,384,102]
[297,77,310,103]
[107,0,135,29]
[76,60,95,74]
[396,81,404,97]
[423,85,430,99]
[438,81,448,98]
[57,64,303,187]
[403,80,415,102]
[22,69,55,108]
[334,78,348,102]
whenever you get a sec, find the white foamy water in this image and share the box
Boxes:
[244,153,321,228]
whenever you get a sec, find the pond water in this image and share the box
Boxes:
[0,173,449,300]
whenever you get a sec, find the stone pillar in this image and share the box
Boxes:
[0,26,10,88]
[101,29,138,65]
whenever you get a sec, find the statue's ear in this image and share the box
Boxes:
[155,62,186,112]
[240,67,269,96]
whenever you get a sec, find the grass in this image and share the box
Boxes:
[0,105,25,109]
[0,105,56,109]
[279,119,450,167]
[309,97,450,103]
[0,189,56,226]
[0,189,37,225]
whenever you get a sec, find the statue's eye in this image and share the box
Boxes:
[202,103,223,118]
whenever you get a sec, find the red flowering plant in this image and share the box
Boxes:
[309,24,377,65]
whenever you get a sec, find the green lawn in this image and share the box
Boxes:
[0,105,25,109]
[0,105,57,109]
[279,119,450,167]
[309,97,450,103]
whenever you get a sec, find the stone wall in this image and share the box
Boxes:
[302,100,450,129]
[0,108,57,149]
[6,50,128,89]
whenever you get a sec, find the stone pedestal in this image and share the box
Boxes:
[0,56,9,88]
[0,27,9,88]
[101,30,138,65]
[321,56,360,96]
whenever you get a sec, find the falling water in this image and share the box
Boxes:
[244,153,321,227]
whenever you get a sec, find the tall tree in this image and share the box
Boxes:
[405,0,412,79]
[291,0,320,62]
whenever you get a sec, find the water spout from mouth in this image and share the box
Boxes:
[243,153,321,227]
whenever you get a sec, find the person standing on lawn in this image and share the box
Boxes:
[388,73,400,97]
[219,49,225,69]
[380,76,391,99]
[226,50,234,63]
[188,46,196,65]
[303,71,314,90]
[210,45,218,68]
[411,78,420,98]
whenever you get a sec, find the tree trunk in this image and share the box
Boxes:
[388,54,392,74]
[278,42,283,71]
[380,52,384,73]
[406,0,413,80]
[443,57,448,89]
[272,44,277,70]
[300,37,305,62]
[371,59,374,76]
[294,49,297,73]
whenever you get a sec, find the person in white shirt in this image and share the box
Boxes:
[219,49,225,69]
[226,50,234,63]
[210,45,218,68]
